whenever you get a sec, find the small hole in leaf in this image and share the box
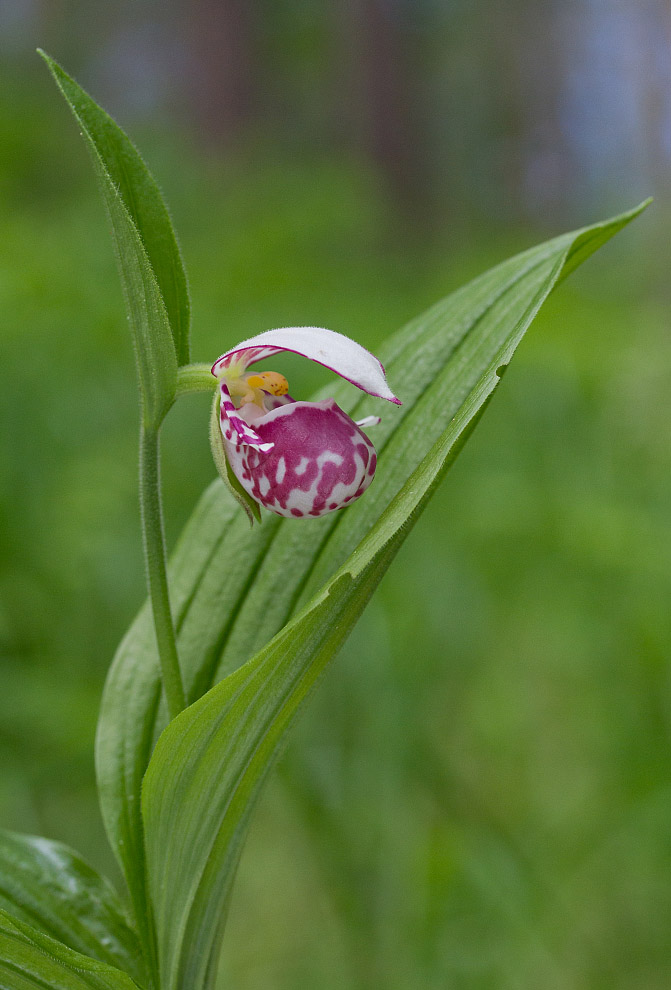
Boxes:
[496,364,508,379]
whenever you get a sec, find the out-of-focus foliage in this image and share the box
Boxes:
[2,0,669,226]
[1,3,670,986]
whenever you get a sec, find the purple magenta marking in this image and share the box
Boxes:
[223,399,377,518]
[219,380,274,452]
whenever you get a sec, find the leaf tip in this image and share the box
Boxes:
[37,48,66,89]
[36,47,54,70]
[620,196,653,225]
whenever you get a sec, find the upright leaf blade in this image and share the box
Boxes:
[39,52,190,365]
[0,910,139,990]
[0,831,144,987]
[142,412,485,990]
[96,204,648,966]
[140,205,652,990]
[41,52,179,428]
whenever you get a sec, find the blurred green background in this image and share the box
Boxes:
[1,2,670,987]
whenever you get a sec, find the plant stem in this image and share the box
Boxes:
[139,425,186,720]
[175,362,218,398]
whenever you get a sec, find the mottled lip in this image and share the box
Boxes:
[221,395,378,518]
[246,397,336,429]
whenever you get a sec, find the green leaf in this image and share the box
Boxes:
[40,51,180,428]
[96,203,648,976]
[0,830,144,987]
[140,202,650,990]
[38,51,190,365]
[142,421,488,990]
[0,910,139,990]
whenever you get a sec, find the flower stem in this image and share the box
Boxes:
[175,362,218,398]
[139,425,186,720]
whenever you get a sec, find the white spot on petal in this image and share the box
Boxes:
[295,456,310,476]
[317,450,344,468]
[259,475,271,497]
[276,457,286,484]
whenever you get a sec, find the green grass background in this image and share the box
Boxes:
[1,96,670,988]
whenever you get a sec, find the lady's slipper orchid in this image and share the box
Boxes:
[210,326,400,519]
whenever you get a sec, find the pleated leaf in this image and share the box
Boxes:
[96,203,648,976]
[41,52,180,428]
[0,830,144,986]
[0,910,139,990]
[139,202,649,989]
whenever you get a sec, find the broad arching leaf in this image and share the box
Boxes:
[96,204,648,969]
[139,202,650,990]
[141,404,489,990]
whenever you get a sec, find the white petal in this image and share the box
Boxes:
[211,326,400,404]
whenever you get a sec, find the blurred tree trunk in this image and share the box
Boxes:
[185,0,259,145]
[336,0,428,222]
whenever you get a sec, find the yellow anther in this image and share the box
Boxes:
[246,371,289,396]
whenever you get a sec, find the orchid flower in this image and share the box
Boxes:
[210,326,400,519]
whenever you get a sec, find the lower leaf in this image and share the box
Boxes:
[0,910,139,990]
[0,830,144,986]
